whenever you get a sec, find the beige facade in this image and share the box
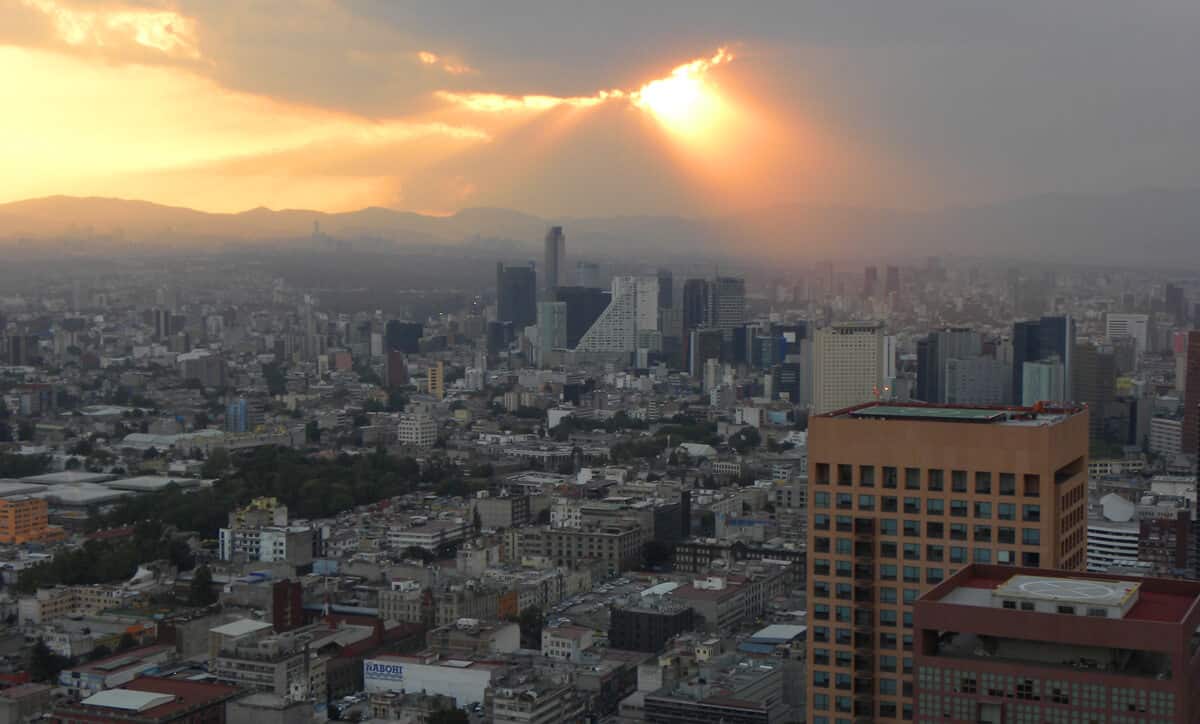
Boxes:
[805,403,1088,723]
[812,322,884,414]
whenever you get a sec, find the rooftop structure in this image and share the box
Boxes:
[915,564,1200,723]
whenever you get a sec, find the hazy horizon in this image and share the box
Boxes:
[5,1,1200,221]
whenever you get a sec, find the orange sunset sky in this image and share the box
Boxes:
[3,1,1198,217]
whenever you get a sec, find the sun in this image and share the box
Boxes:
[632,48,732,140]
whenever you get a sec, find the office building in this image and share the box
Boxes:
[1011,316,1074,405]
[885,266,900,298]
[656,268,674,309]
[491,676,585,724]
[812,322,884,414]
[1071,341,1116,441]
[688,328,723,379]
[574,276,658,356]
[575,260,600,288]
[644,653,788,724]
[915,328,982,403]
[943,357,1010,406]
[535,301,567,368]
[0,496,49,544]
[863,266,878,299]
[1184,331,1200,458]
[543,226,565,293]
[384,320,423,354]
[1086,494,1140,571]
[1166,283,1187,324]
[609,597,696,653]
[1104,313,1150,356]
[1021,359,1065,405]
[682,279,709,332]
[385,350,408,389]
[707,276,746,339]
[226,397,248,433]
[914,565,1200,724]
[496,263,538,331]
[806,402,1089,723]
[554,286,610,348]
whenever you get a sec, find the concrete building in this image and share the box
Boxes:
[915,565,1200,724]
[806,402,1089,723]
[540,625,594,662]
[1086,494,1140,572]
[491,676,585,724]
[427,619,520,657]
[363,654,506,707]
[608,596,695,653]
[943,357,1010,406]
[398,410,438,448]
[1149,416,1183,458]
[812,322,884,414]
[496,263,537,331]
[387,518,471,552]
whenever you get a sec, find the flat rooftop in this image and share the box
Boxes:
[828,401,1082,425]
[927,565,1199,624]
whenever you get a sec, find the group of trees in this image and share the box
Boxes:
[0,452,50,478]
[97,445,457,537]
[16,521,194,594]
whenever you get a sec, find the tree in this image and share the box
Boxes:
[202,447,231,479]
[472,508,482,534]
[305,420,321,444]
[642,540,673,570]
[117,633,137,652]
[190,565,217,606]
[728,427,761,454]
[29,640,67,682]
[427,709,469,724]
[17,421,35,442]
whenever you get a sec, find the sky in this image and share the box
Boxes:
[3,0,1200,217]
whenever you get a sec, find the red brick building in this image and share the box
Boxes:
[914,564,1200,723]
[49,677,240,724]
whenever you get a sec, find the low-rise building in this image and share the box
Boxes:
[49,677,240,724]
[541,625,594,662]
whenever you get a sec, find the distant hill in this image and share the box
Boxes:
[1,188,1198,267]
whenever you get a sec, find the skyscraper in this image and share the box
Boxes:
[707,276,746,339]
[574,276,658,355]
[863,266,878,299]
[384,320,423,354]
[915,328,982,403]
[553,286,611,349]
[575,261,600,288]
[806,402,1089,722]
[884,266,900,298]
[812,322,884,414]
[656,268,674,309]
[1011,316,1074,405]
[496,262,538,331]
[535,301,567,368]
[681,279,710,368]
[1166,283,1186,324]
[1072,341,1116,441]
[543,226,565,294]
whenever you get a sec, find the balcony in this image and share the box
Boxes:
[854,542,874,559]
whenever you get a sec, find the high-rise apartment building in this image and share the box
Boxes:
[914,564,1200,724]
[543,226,565,294]
[812,322,884,414]
[496,263,537,331]
[806,402,1089,723]
[426,361,444,400]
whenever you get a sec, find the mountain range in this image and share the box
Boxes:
[1,188,1198,267]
